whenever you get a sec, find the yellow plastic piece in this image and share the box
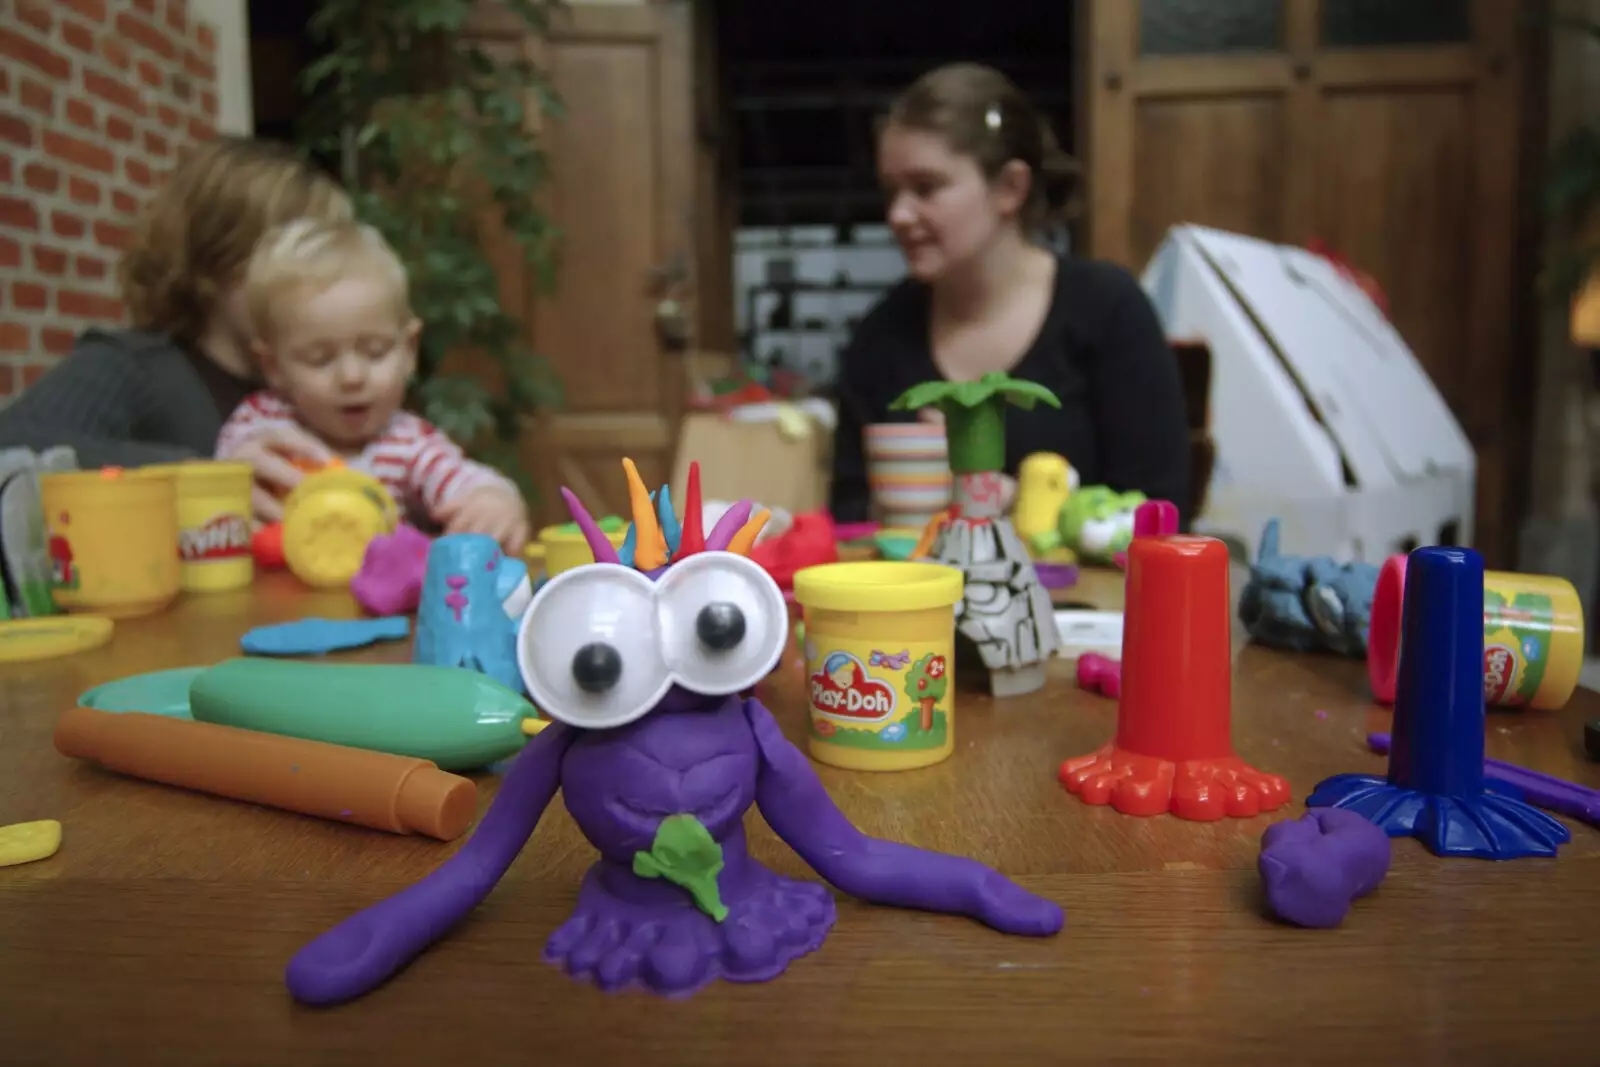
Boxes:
[1014,452,1074,557]
[793,561,963,772]
[774,402,812,441]
[40,467,181,618]
[281,468,399,590]
[0,819,62,867]
[520,718,549,736]
[0,615,113,662]
[139,461,254,593]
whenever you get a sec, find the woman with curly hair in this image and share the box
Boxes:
[0,136,350,486]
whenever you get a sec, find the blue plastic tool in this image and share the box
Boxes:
[1306,545,1571,859]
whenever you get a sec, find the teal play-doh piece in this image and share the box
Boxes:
[188,658,538,771]
[873,530,919,561]
[77,666,205,718]
[240,616,410,656]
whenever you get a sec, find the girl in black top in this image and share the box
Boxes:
[829,63,1191,525]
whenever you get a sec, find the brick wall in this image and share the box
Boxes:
[0,0,219,399]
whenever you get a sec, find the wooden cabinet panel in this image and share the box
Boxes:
[1314,90,1473,419]
[1131,97,1289,267]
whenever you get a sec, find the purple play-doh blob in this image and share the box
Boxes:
[1257,809,1391,928]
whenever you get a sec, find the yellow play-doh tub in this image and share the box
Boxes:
[40,467,180,618]
[140,461,254,592]
[281,467,399,590]
[524,521,628,577]
[793,561,963,772]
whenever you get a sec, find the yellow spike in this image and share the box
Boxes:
[725,509,770,556]
[621,458,666,569]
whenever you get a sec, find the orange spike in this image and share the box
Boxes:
[910,509,951,560]
[725,509,770,556]
[621,458,666,570]
[678,461,705,556]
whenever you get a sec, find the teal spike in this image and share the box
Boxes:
[619,519,639,569]
[658,485,681,558]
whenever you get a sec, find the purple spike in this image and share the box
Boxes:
[559,487,621,564]
[705,500,754,552]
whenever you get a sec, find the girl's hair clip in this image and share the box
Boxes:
[985,105,1003,132]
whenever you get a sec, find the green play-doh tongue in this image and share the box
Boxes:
[632,813,729,922]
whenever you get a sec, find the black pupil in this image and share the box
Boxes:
[696,602,746,652]
[572,642,622,694]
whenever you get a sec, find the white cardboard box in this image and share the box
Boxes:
[1142,225,1475,563]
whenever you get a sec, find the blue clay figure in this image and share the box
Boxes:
[412,533,532,693]
[1237,518,1379,657]
[1306,545,1570,860]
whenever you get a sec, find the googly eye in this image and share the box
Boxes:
[654,553,787,696]
[516,565,668,729]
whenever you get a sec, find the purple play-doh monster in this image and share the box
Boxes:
[285,459,1062,1003]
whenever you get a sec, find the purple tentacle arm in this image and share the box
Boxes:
[743,699,1063,936]
[285,723,579,1005]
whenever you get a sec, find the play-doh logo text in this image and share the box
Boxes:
[809,652,896,722]
[1484,643,1518,705]
[180,514,251,562]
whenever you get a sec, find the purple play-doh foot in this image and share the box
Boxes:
[350,524,432,616]
[1257,809,1390,928]
[545,840,836,997]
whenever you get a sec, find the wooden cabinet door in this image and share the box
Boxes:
[1084,0,1532,565]
[473,1,695,527]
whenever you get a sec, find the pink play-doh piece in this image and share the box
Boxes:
[1077,652,1121,698]
[350,524,433,616]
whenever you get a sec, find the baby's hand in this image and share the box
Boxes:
[435,484,530,555]
[228,426,335,523]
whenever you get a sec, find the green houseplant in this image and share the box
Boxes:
[298,0,565,491]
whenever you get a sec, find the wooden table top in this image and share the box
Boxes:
[1,568,1596,1066]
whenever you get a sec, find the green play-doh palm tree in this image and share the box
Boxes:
[890,372,1061,475]
[888,371,1063,700]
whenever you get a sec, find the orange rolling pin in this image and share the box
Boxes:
[54,707,479,841]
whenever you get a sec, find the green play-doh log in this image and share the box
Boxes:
[188,658,537,771]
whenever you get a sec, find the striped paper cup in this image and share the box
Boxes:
[864,423,951,520]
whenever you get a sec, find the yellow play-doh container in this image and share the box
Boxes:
[281,467,399,590]
[524,522,628,577]
[1369,556,1586,710]
[1480,571,1585,710]
[793,561,963,771]
[140,462,254,592]
[40,467,180,618]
